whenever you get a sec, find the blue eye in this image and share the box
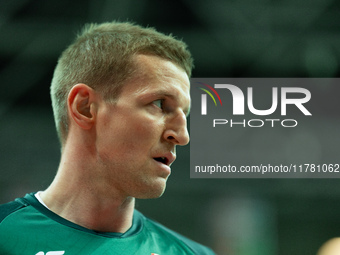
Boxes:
[153,99,163,109]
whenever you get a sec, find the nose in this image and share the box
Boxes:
[163,111,190,146]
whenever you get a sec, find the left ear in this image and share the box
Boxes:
[67,84,98,130]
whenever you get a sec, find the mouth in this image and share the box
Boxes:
[153,153,176,166]
[153,157,169,165]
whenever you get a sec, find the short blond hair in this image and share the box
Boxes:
[50,21,193,145]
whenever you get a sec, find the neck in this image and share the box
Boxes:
[41,181,135,233]
[40,143,135,233]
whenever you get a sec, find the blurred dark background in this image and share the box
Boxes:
[1,1,340,255]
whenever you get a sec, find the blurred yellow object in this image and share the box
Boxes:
[318,238,340,255]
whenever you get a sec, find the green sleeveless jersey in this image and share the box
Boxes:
[0,193,214,255]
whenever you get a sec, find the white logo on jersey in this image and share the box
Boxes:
[35,251,65,255]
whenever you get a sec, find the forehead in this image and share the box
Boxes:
[121,54,191,108]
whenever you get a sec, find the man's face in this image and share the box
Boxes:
[94,54,190,199]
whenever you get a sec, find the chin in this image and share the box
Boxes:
[136,180,167,199]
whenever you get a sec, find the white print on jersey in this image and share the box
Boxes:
[35,251,65,255]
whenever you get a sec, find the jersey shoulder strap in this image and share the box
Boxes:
[0,197,28,223]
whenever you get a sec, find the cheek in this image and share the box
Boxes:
[124,111,164,137]
[97,106,165,152]
[129,118,163,145]
[105,117,162,151]
[135,121,154,135]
